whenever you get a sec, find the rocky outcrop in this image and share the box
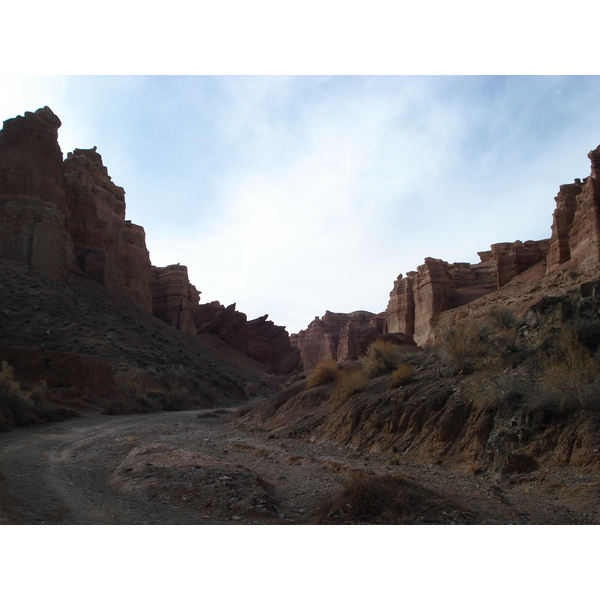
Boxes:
[194,302,300,373]
[547,146,600,275]
[0,107,75,281]
[63,147,153,311]
[151,264,200,335]
[389,240,550,346]
[0,107,300,374]
[299,237,551,366]
[291,310,399,371]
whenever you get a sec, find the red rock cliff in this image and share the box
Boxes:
[194,301,300,373]
[151,264,200,335]
[291,310,398,372]
[0,107,299,373]
[63,147,153,311]
[547,145,600,275]
[0,107,74,280]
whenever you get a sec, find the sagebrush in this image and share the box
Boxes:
[306,359,339,388]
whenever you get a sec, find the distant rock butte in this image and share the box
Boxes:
[295,143,600,361]
[290,310,414,372]
[0,107,300,373]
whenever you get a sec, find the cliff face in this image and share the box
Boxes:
[63,147,153,311]
[295,144,600,363]
[151,264,200,335]
[290,310,413,371]
[546,147,600,275]
[0,107,74,281]
[386,240,550,346]
[0,107,299,374]
[194,301,301,373]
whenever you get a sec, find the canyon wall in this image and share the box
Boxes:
[0,107,299,373]
[290,310,413,372]
[295,144,600,363]
[0,107,75,281]
[388,239,550,346]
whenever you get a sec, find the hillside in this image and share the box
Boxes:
[0,107,296,429]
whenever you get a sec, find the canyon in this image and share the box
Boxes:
[2,105,600,524]
[292,145,600,369]
[0,107,300,380]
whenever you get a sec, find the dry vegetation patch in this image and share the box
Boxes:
[315,472,479,524]
[306,359,339,388]
[388,363,415,389]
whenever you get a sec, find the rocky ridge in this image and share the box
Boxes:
[293,144,600,366]
[0,107,299,378]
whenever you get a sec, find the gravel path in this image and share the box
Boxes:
[0,408,598,525]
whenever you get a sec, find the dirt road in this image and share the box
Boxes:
[0,408,598,525]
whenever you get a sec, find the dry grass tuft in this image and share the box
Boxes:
[388,363,415,389]
[361,339,403,378]
[330,367,370,406]
[306,359,340,388]
[315,472,478,524]
[437,319,487,374]
[487,307,516,331]
[538,326,600,412]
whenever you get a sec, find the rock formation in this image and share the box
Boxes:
[151,264,200,335]
[194,301,300,373]
[546,147,600,274]
[290,310,412,371]
[296,144,600,361]
[63,147,153,311]
[0,107,299,374]
[386,240,550,346]
[0,107,74,281]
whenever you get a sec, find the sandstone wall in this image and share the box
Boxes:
[194,302,300,373]
[63,147,153,311]
[151,264,200,335]
[0,107,74,280]
[547,146,600,275]
[291,310,392,371]
[0,107,299,374]
[384,239,550,346]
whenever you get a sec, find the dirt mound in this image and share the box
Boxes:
[108,444,280,521]
[316,472,479,524]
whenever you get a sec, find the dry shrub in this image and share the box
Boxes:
[539,326,600,412]
[487,307,516,330]
[388,363,415,389]
[306,359,339,388]
[361,339,402,378]
[437,320,487,374]
[330,367,370,405]
[315,473,478,524]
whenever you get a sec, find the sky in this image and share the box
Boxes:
[1,3,600,335]
[2,75,600,333]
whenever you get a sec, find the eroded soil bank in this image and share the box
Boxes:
[0,408,598,525]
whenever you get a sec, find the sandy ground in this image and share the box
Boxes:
[0,407,598,525]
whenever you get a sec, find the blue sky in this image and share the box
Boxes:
[2,75,600,333]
